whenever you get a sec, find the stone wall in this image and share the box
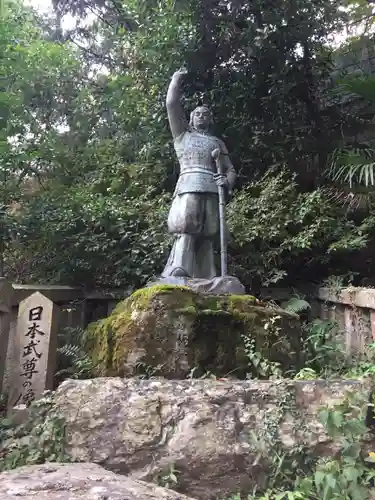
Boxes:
[316,287,375,355]
[261,286,375,356]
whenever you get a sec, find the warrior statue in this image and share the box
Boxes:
[161,68,236,279]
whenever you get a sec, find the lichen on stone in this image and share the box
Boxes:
[82,285,301,379]
[130,284,191,308]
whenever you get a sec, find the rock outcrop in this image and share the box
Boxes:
[0,462,197,499]
[51,377,372,500]
[83,284,301,378]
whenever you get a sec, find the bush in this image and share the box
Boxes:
[7,165,171,288]
[227,168,371,291]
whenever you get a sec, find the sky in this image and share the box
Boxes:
[27,0,53,14]
[26,0,76,30]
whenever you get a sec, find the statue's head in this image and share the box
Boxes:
[189,105,213,132]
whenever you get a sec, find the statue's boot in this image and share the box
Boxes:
[170,267,190,278]
[161,234,195,278]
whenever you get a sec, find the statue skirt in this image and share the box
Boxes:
[167,192,219,237]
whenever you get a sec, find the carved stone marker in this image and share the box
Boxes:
[7,292,60,410]
[0,278,13,392]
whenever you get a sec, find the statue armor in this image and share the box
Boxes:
[173,131,223,195]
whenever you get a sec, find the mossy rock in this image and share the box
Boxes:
[83,285,301,379]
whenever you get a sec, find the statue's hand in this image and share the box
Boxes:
[213,173,228,188]
[172,68,188,81]
[211,148,221,161]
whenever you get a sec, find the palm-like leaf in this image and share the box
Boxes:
[322,70,375,208]
[327,147,375,188]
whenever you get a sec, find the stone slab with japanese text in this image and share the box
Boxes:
[7,292,60,410]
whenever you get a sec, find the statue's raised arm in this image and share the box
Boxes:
[166,68,188,140]
[153,67,245,293]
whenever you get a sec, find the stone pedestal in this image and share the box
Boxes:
[147,275,246,295]
[83,285,301,379]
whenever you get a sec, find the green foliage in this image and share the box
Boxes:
[229,390,375,499]
[0,1,82,181]
[322,73,375,212]
[54,326,95,386]
[2,0,375,289]
[0,0,85,272]
[284,296,311,316]
[345,342,375,378]
[299,319,347,378]
[227,169,370,289]
[11,173,171,287]
[323,75,375,199]
[328,147,375,189]
[155,463,180,489]
[293,368,319,380]
[134,361,166,379]
[291,309,375,381]
[51,0,343,178]
[242,332,283,380]
[0,393,69,471]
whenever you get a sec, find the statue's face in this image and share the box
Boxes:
[192,107,212,130]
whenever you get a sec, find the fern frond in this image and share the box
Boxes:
[58,344,81,358]
[284,297,311,315]
[57,326,85,345]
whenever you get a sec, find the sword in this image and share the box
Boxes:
[212,148,227,277]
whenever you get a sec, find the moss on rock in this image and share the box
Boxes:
[83,285,301,379]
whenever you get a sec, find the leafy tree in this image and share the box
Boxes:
[50,0,346,181]
[324,64,375,206]
[3,0,375,290]
[227,168,374,290]
[0,0,172,287]
[0,0,85,272]
[9,164,171,287]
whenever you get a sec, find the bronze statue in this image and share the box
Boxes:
[162,68,236,280]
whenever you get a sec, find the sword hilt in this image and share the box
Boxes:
[212,148,224,175]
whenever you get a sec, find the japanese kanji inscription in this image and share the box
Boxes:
[7,292,60,410]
